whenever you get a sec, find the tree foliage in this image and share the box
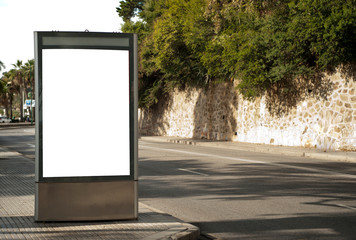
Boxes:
[116,0,144,22]
[0,59,34,119]
[118,0,356,109]
[0,60,5,71]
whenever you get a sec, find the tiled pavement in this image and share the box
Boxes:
[0,148,199,240]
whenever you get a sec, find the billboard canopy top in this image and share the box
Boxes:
[35,31,135,49]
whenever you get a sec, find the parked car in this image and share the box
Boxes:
[0,117,11,123]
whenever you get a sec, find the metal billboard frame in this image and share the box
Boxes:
[34,31,138,221]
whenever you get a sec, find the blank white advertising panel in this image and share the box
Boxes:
[42,49,130,177]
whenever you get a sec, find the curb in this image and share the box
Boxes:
[170,223,200,240]
[141,203,200,240]
[304,152,356,163]
[143,223,200,240]
[0,123,34,128]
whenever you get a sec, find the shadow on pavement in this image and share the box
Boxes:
[191,212,356,240]
[139,156,356,239]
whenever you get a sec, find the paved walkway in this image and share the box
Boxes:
[140,136,356,163]
[0,147,199,240]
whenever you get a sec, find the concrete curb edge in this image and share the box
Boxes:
[140,203,200,240]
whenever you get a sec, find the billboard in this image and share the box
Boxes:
[35,31,138,221]
[42,49,130,177]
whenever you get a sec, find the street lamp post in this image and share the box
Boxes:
[28,67,34,125]
[30,85,33,125]
[28,87,33,125]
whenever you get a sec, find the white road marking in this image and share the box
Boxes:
[24,129,35,133]
[27,144,35,148]
[141,145,264,164]
[268,162,356,179]
[140,145,356,179]
[139,141,156,145]
[178,168,209,176]
[336,204,356,211]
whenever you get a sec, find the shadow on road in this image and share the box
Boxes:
[191,212,356,240]
[139,156,356,239]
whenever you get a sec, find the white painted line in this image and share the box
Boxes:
[141,145,265,164]
[24,129,35,133]
[139,159,153,162]
[178,168,209,176]
[0,152,22,157]
[139,141,155,145]
[140,145,356,179]
[270,162,356,179]
[336,204,356,211]
[27,144,35,148]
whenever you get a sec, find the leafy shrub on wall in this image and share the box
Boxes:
[118,0,356,113]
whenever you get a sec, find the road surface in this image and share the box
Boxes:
[1,127,356,239]
[139,139,356,240]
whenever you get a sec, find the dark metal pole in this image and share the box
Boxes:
[30,74,33,125]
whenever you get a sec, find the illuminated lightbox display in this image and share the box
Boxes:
[35,32,138,222]
[35,32,137,181]
[42,49,130,177]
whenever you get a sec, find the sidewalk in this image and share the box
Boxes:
[140,136,356,163]
[0,147,199,240]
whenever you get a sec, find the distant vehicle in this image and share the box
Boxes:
[0,117,11,123]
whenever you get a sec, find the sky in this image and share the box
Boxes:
[0,0,123,74]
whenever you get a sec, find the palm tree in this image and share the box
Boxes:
[23,59,34,94]
[0,60,35,121]
[0,62,6,115]
[0,71,14,118]
[12,60,25,120]
[0,61,5,71]
[0,75,7,116]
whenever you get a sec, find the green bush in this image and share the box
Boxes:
[118,0,356,109]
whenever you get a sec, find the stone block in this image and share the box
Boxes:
[314,104,321,111]
[345,115,352,123]
[334,126,341,133]
[340,94,349,101]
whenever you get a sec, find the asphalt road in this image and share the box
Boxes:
[139,139,356,240]
[1,127,356,239]
[0,126,35,159]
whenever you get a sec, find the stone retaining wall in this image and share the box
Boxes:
[139,71,356,151]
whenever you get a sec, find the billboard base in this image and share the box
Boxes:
[35,180,137,222]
